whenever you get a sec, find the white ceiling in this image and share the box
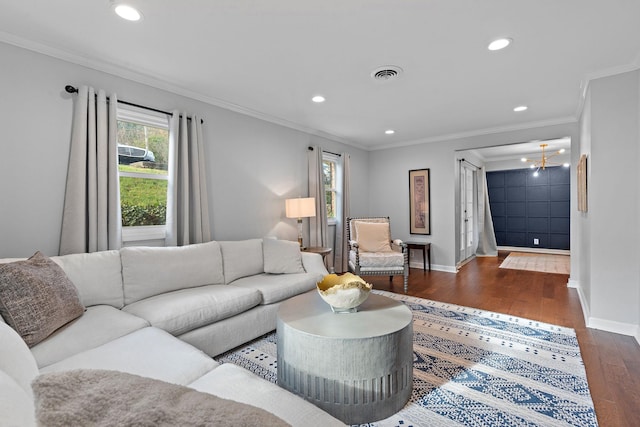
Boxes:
[1,1,640,150]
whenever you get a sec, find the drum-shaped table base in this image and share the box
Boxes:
[277,291,413,424]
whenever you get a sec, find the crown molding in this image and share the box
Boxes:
[575,52,640,120]
[370,116,578,151]
[0,31,358,149]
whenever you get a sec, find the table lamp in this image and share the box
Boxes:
[285,197,316,248]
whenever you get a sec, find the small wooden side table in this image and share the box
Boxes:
[302,247,332,267]
[404,241,431,271]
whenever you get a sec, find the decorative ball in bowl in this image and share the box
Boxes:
[316,273,373,313]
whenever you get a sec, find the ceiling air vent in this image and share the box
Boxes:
[371,65,403,82]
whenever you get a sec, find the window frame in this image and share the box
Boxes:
[323,152,340,226]
[116,105,170,243]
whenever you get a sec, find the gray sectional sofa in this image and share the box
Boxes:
[0,238,345,426]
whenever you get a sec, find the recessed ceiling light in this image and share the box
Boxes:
[488,38,512,51]
[311,95,325,103]
[114,4,143,21]
[385,129,395,135]
[513,105,528,112]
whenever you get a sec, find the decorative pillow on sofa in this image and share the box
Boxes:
[263,238,305,274]
[354,221,392,252]
[0,252,85,347]
[33,369,290,427]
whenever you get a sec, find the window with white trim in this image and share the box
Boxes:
[323,153,339,224]
[117,106,170,241]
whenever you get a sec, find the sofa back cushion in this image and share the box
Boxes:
[219,239,264,284]
[121,241,224,305]
[51,250,124,308]
[263,238,305,274]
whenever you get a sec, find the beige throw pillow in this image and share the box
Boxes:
[355,221,392,252]
[0,252,85,347]
[263,238,305,274]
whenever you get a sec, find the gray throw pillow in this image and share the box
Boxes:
[263,239,305,274]
[0,251,85,347]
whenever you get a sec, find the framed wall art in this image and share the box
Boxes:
[577,154,588,212]
[409,168,431,235]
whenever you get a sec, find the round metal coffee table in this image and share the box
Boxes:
[276,291,413,424]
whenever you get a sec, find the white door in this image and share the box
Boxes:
[459,164,476,262]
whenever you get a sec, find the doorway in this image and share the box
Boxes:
[459,162,477,265]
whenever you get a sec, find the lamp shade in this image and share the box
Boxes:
[285,197,316,218]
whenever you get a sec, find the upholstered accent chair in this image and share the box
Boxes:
[347,217,409,292]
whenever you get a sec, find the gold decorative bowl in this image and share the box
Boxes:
[316,273,373,313]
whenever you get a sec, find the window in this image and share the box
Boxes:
[117,107,170,240]
[323,154,338,223]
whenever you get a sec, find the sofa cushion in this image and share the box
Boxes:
[220,239,264,284]
[31,305,150,369]
[40,327,219,386]
[0,322,39,398]
[121,241,225,305]
[349,250,405,269]
[0,252,85,347]
[354,221,392,252]
[52,250,124,308]
[33,369,289,427]
[230,273,318,305]
[263,238,305,274]
[190,364,344,427]
[122,285,262,336]
[0,371,36,427]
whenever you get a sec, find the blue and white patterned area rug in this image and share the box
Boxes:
[217,290,598,427]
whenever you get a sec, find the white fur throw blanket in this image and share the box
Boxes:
[32,369,290,427]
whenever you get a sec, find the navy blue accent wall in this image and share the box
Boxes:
[486,166,570,250]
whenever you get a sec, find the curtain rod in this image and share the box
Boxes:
[308,146,341,157]
[65,85,203,124]
[459,158,481,169]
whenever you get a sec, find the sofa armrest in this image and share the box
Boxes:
[301,252,329,276]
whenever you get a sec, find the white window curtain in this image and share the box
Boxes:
[476,167,498,256]
[59,86,121,255]
[334,153,351,273]
[308,146,328,250]
[165,112,211,246]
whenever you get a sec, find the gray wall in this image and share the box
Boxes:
[579,70,640,334]
[0,42,369,258]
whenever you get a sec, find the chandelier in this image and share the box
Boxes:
[520,143,567,177]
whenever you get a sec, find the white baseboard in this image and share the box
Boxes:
[588,317,640,341]
[571,281,591,327]
[409,261,457,273]
[566,278,579,288]
[567,279,640,344]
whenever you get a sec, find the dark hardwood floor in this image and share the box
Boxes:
[366,251,640,427]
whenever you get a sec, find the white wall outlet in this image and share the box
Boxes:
[533,238,539,245]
